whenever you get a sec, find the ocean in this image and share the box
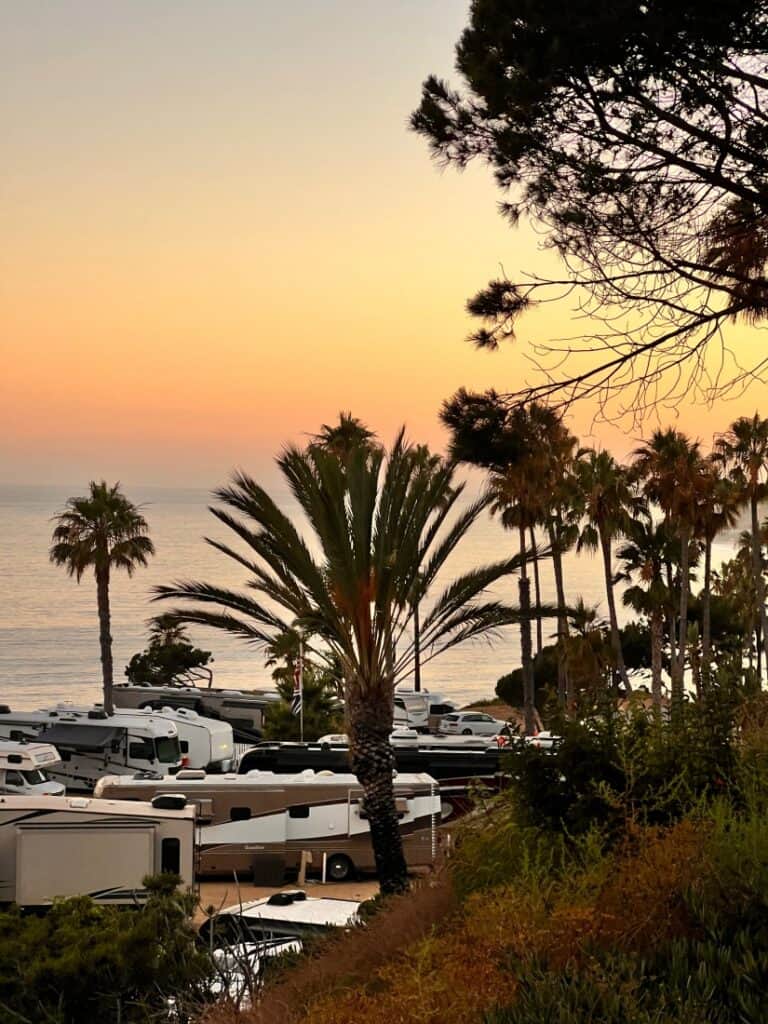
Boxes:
[0,483,742,710]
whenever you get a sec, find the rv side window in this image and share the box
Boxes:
[288,805,310,818]
[180,741,189,753]
[161,838,181,874]
[9,731,25,742]
[5,771,23,787]
[129,739,155,761]
[230,806,251,821]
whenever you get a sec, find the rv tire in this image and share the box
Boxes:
[461,729,473,735]
[326,854,354,882]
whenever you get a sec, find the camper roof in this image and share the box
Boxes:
[0,741,61,771]
[0,793,195,821]
[95,770,437,792]
[219,891,360,929]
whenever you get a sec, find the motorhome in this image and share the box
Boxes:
[393,690,457,733]
[96,769,440,883]
[0,741,65,796]
[47,703,235,773]
[0,793,195,906]
[237,741,504,822]
[0,706,182,791]
[113,682,281,742]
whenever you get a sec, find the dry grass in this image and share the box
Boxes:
[200,870,457,1024]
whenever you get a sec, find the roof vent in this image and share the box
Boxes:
[267,890,306,906]
[176,769,206,780]
[87,709,108,720]
[152,794,187,811]
[0,705,10,715]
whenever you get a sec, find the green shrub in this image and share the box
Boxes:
[0,875,213,1023]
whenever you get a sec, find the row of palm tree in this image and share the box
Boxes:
[441,396,768,718]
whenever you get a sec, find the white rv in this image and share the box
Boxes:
[393,690,457,733]
[46,704,235,773]
[0,793,195,906]
[96,769,440,883]
[113,682,281,742]
[0,706,182,791]
[0,741,65,796]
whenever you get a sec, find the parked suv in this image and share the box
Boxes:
[438,712,507,736]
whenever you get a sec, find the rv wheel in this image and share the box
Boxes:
[461,728,473,735]
[326,854,353,882]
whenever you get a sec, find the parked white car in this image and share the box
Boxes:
[438,712,508,736]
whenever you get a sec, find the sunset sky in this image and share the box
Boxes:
[3,0,767,488]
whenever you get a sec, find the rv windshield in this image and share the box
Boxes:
[22,769,49,785]
[155,737,181,764]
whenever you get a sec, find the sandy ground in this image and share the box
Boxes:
[195,877,381,925]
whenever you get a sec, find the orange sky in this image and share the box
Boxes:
[3,1,767,487]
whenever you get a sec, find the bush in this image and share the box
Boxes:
[0,875,213,1023]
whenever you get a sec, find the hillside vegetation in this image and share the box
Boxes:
[210,682,768,1024]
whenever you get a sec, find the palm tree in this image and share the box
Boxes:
[154,432,529,893]
[50,481,154,714]
[715,414,768,677]
[310,412,379,460]
[617,517,673,711]
[632,429,706,708]
[441,392,546,734]
[575,450,643,693]
[696,463,740,682]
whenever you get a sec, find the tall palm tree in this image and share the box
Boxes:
[715,414,768,677]
[617,516,673,711]
[50,481,154,714]
[696,462,740,681]
[310,412,379,460]
[441,391,548,734]
[575,450,643,693]
[632,429,706,708]
[154,433,529,893]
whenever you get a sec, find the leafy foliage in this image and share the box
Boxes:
[0,876,213,1023]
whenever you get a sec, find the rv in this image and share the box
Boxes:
[393,690,457,733]
[47,703,235,773]
[0,793,195,906]
[113,682,281,742]
[0,706,182,791]
[96,769,440,883]
[237,741,504,821]
[0,741,65,796]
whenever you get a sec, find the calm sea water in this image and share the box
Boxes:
[0,483,742,710]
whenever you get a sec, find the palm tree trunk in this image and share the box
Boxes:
[413,600,421,692]
[548,521,570,707]
[674,526,691,711]
[651,608,663,714]
[529,526,543,656]
[750,495,768,682]
[702,536,713,688]
[518,525,536,735]
[96,564,114,715]
[665,557,677,672]
[347,686,408,895]
[599,528,631,692]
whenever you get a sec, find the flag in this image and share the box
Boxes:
[291,657,303,716]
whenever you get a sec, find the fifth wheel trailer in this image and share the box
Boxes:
[0,794,195,906]
[96,769,440,883]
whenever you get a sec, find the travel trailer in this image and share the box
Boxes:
[201,890,361,947]
[113,682,281,742]
[0,741,65,796]
[0,793,195,906]
[0,706,182,791]
[96,769,440,882]
[237,741,505,821]
[47,704,235,773]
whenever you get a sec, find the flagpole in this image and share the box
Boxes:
[299,638,304,743]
